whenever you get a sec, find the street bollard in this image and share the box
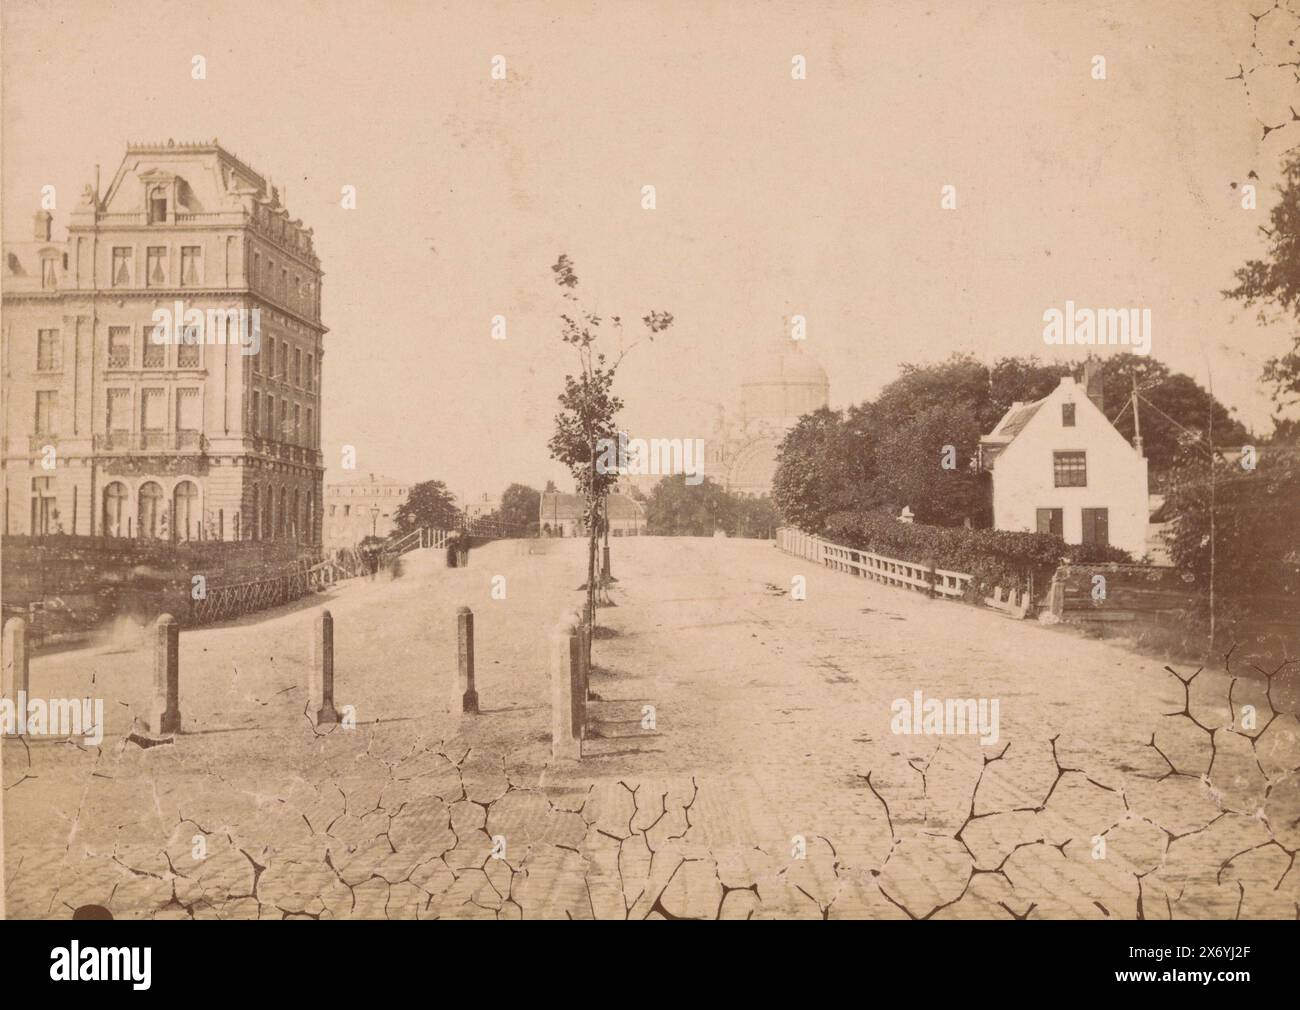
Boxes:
[569,609,590,710]
[311,610,339,726]
[550,620,582,760]
[3,617,30,701]
[454,606,479,715]
[148,614,181,735]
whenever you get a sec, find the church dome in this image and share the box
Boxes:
[738,341,829,425]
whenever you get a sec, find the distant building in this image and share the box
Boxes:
[464,492,500,520]
[1,140,325,545]
[978,364,1149,556]
[706,339,829,496]
[539,491,645,537]
[324,473,409,549]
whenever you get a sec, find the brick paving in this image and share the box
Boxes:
[3,537,1298,918]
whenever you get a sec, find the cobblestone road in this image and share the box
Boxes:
[3,537,1297,918]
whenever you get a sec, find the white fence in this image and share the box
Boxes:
[776,526,973,600]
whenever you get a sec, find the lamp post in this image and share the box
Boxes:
[369,505,380,539]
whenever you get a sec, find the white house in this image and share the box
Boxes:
[978,367,1148,557]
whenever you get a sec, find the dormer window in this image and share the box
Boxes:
[149,188,169,224]
[1062,403,1076,427]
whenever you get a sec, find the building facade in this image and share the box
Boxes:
[539,491,645,537]
[324,473,410,550]
[1,141,325,546]
[978,367,1149,556]
[706,340,829,497]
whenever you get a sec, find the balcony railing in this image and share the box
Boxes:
[95,431,207,452]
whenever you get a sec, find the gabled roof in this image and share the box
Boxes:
[981,398,1046,445]
[539,492,644,522]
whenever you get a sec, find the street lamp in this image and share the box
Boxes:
[369,505,380,538]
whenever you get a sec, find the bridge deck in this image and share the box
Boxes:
[4,537,1295,919]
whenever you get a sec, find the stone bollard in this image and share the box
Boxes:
[310,610,339,726]
[453,606,479,715]
[148,614,181,735]
[569,609,590,709]
[550,619,582,760]
[3,617,30,701]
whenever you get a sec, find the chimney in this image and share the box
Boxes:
[1083,359,1104,416]
[33,210,52,241]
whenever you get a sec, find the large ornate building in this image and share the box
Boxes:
[706,340,830,496]
[1,140,325,546]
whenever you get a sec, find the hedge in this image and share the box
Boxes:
[820,510,1131,600]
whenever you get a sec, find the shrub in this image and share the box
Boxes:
[820,510,1131,600]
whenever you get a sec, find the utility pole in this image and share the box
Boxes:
[1131,372,1144,456]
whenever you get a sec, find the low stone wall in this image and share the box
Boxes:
[1,535,317,643]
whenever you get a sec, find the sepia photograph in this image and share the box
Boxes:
[1,0,1298,982]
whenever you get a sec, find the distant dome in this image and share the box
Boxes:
[739,341,829,425]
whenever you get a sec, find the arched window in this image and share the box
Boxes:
[174,481,199,541]
[290,488,300,541]
[103,482,128,537]
[138,482,164,538]
[277,486,286,538]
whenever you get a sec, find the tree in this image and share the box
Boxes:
[1224,150,1300,410]
[732,494,777,539]
[544,479,559,493]
[873,401,988,526]
[1164,440,1300,654]
[498,483,541,531]
[546,254,672,625]
[772,407,876,531]
[392,480,460,535]
[988,356,1073,423]
[644,476,735,535]
[1094,356,1248,477]
[867,356,988,526]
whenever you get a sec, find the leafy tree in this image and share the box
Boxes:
[543,479,559,493]
[1094,356,1248,478]
[498,483,541,531]
[392,480,460,535]
[867,356,989,526]
[644,476,735,535]
[732,494,778,538]
[546,254,672,621]
[988,356,1072,421]
[1164,440,1300,653]
[874,353,993,428]
[1224,150,1300,410]
[769,405,873,532]
[873,401,988,526]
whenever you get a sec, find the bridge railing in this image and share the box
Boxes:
[190,568,320,625]
[775,526,974,601]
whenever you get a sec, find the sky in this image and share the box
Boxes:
[4,0,1297,499]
